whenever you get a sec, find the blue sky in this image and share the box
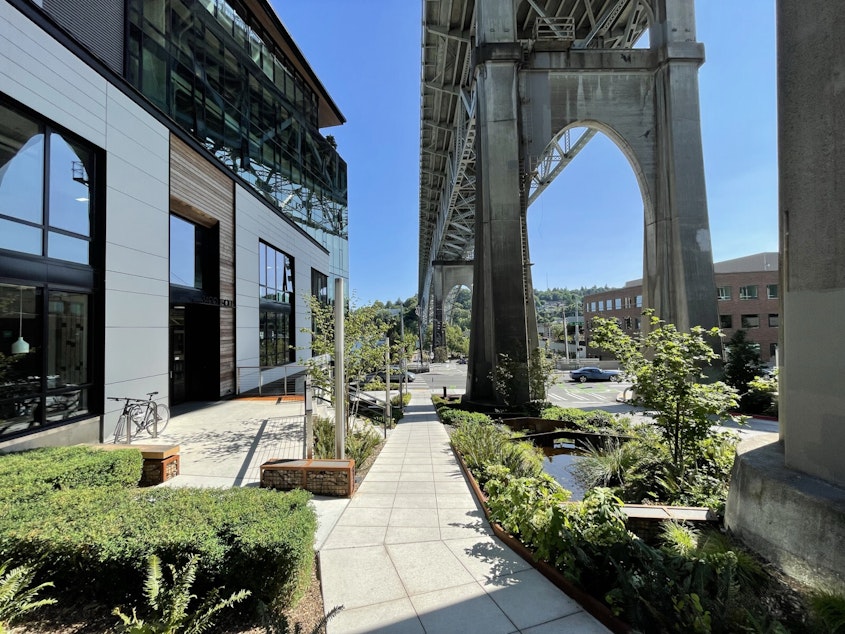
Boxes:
[274,1,778,304]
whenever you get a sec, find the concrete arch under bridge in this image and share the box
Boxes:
[431,261,474,352]
[443,0,719,404]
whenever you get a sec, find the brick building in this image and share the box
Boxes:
[583,253,779,363]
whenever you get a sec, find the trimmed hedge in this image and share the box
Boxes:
[0,447,316,610]
[0,445,142,505]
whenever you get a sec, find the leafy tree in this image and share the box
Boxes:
[300,295,390,399]
[724,330,769,413]
[589,310,739,485]
[445,324,469,358]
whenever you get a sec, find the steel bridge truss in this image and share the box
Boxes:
[419,0,651,325]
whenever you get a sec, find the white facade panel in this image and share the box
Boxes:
[0,2,106,145]
[234,185,329,391]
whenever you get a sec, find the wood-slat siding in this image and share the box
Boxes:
[170,135,236,397]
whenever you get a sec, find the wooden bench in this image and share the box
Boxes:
[94,443,180,486]
[260,458,354,497]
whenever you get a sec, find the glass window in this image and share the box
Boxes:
[0,105,44,225]
[0,285,92,437]
[739,285,758,300]
[0,101,96,263]
[741,314,760,328]
[635,295,642,307]
[719,314,733,329]
[768,314,779,327]
[624,317,632,330]
[48,231,89,264]
[311,268,328,304]
[767,284,778,299]
[717,286,731,300]
[169,215,204,289]
[0,218,41,255]
[624,297,631,308]
[48,134,93,236]
[614,298,621,310]
[259,241,294,365]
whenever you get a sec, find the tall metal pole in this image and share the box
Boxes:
[574,300,580,358]
[384,341,391,437]
[334,278,345,459]
[563,305,570,360]
[399,308,405,411]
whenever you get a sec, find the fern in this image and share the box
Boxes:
[0,559,56,632]
[113,554,250,634]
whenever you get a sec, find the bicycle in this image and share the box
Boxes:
[109,392,170,442]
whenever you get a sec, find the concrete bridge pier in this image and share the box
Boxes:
[431,261,473,354]
[467,0,539,405]
[725,0,845,593]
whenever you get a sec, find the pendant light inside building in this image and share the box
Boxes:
[11,286,30,355]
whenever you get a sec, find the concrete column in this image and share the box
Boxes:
[777,0,845,486]
[645,0,718,333]
[724,0,845,594]
[467,0,532,404]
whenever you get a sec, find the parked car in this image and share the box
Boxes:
[570,367,623,383]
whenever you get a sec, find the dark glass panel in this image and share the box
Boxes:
[46,291,90,387]
[141,37,168,108]
[48,232,89,264]
[49,134,93,236]
[0,105,44,224]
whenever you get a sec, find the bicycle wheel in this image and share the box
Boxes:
[113,414,130,443]
[153,404,170,435]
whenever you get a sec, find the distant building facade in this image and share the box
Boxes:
[583,253,779,363]
[0,0,347,449]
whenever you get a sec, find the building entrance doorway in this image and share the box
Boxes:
[169,304,219,405]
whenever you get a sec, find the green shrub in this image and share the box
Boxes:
[345,426,381,468]
[450,418,543,486]
[312,416,336,459]
[0,446,142,504]
[437,407,491,427]
[0,486,315,610]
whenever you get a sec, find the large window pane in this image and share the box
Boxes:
[0,218,41,255]
[49,134,93,236]
[0,105,44,224]
[169,215,202,288]
[48,231,89,264]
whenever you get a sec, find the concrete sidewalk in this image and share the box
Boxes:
[156,389,610,633]
[318,387,610,634]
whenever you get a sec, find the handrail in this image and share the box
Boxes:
[235,364,306,396]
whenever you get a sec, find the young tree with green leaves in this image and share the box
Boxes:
[589,310,739,485]
[300,295,390,398]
